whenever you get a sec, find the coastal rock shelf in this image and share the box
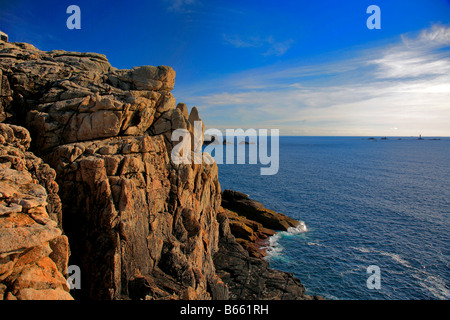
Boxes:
[222,190,299,231]
[220,190,301,259]
[0,39,311,300]
[214,209,322,300]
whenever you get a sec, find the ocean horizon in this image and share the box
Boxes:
[216,136,450,300]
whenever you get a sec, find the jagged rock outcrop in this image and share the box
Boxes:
[0,123,71,300]
[221,207,276,258]
[215,193,327,300]
[214,210,316,300]
[220,189,307,259]
[221,190,299,231]
[0,39,309,300]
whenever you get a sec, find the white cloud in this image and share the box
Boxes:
[370,24,450,79]
[223,34,294,56]
[181,24,450,136]
[403,24,450,48]
[263,38,295,57]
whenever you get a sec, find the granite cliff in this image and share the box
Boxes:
[0,39,314,300]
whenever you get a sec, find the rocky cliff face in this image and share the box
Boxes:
[0,123,70,300]
[0,39,309,300]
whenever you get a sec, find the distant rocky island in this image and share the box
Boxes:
[0,39,320,300]
[366,136,441,141]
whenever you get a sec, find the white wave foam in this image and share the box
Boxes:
[287,221,308,234]
[419,274,449,300]
[350,246,412,268]
[307,241,323,247]
[379,251,412,269]
[412,270,450,300]
[351,246,450,299]
[350,246,372,253]
[263,221,308,259]
[264,233,284,258]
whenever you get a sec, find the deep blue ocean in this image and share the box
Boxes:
[214,136,450,300]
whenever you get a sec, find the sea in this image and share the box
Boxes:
[214,136,450,300]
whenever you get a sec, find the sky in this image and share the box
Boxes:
[1,0,450,136]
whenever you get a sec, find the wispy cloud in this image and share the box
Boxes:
[181,24,450,136]
[370,24,450,79]
[223,34,294,57]
[403,24,450,48]
[222,34,264,48]
[263,38,295,57]
[165,0,198,12]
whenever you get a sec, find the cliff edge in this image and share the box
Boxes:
[0,39,311,300]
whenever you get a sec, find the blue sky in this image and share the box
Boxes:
[1,0,450,136]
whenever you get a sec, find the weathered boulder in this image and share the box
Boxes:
[129,65,175,91]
